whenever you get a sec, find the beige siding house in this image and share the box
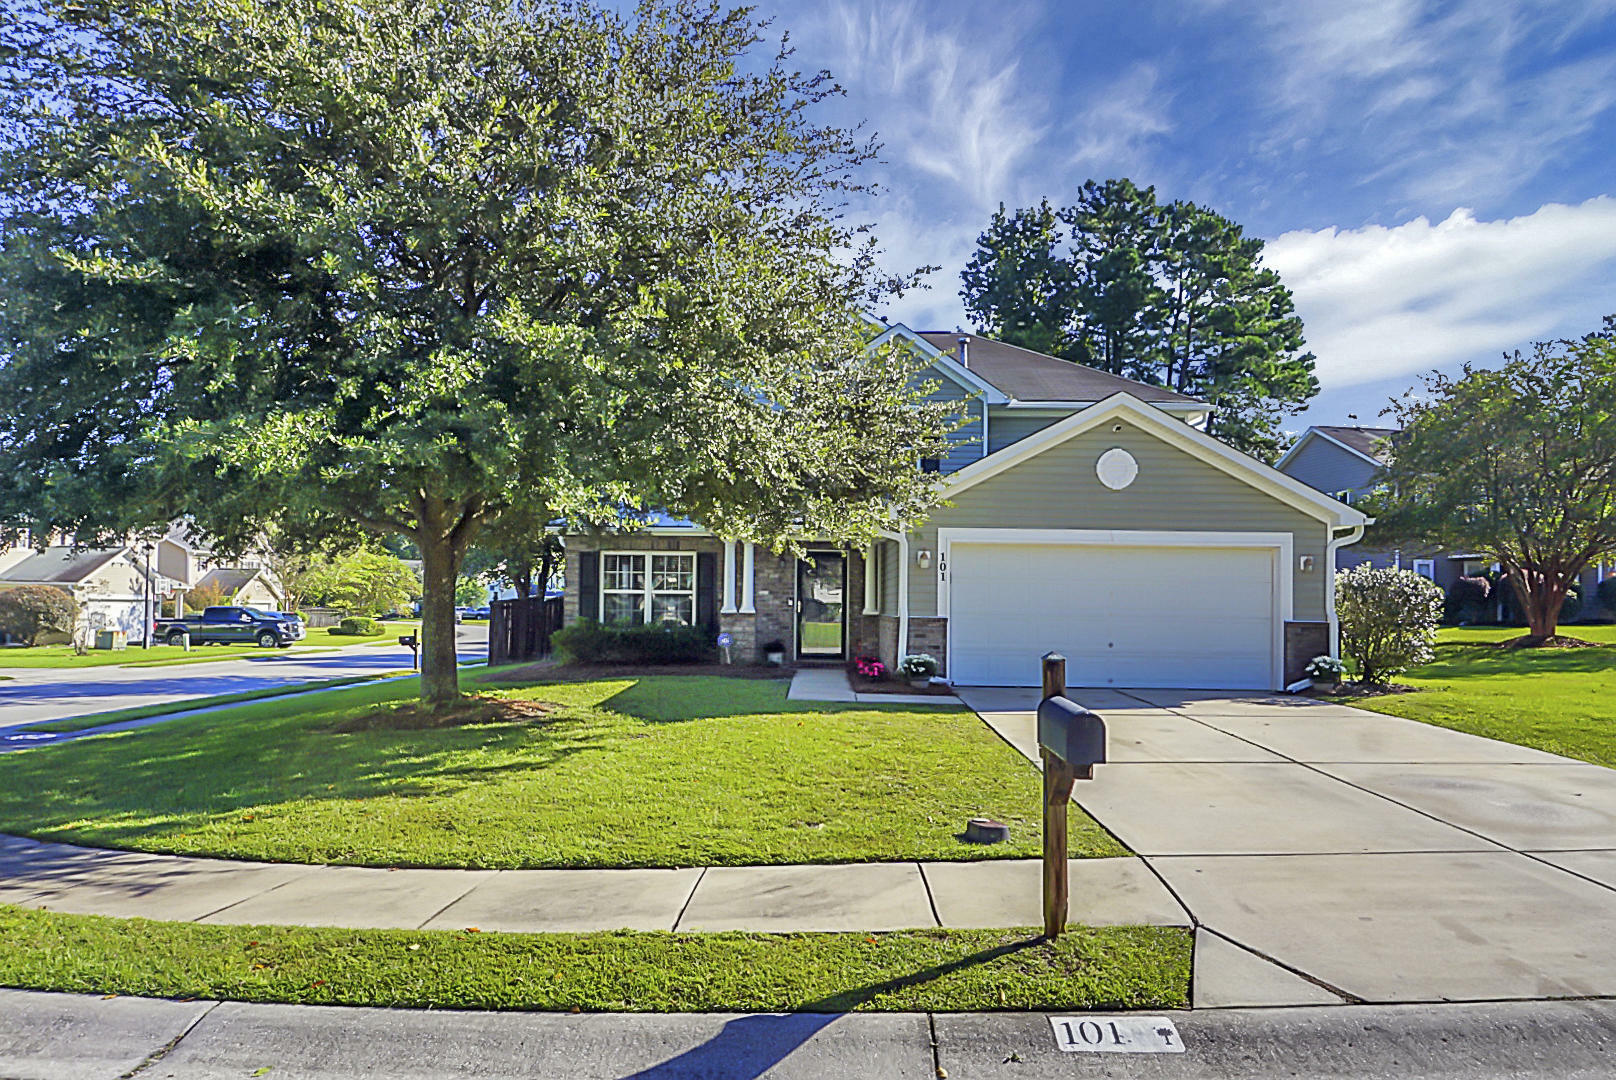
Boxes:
[563,324,1368,690]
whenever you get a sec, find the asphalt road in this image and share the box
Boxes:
[6,989,1616,1079]
[0,623,488,733]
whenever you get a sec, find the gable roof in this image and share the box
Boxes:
[915,332,1204,407]
[1276,425,1399,471]
[0,546,128,584]
[941,393,1370,528]
[194,567,263,596]
[869,323,1009,404]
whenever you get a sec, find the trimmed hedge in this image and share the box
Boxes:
[552,619,713,664]
[330,615,384,637]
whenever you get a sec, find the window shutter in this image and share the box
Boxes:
[578,552,599,620]
[696,551,718,629]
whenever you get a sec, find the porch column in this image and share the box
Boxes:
[721,540,738,614]
[897,533,910,658]
[740,542,756,614]
[862,542,878,615]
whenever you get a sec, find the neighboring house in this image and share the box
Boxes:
[0,545,174,643]
[562,324,1368,690]
[1277,424,1615,619]
[156,520,284,613]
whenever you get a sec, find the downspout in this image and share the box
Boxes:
[1325,524,1367,659]
[897,531,911,660]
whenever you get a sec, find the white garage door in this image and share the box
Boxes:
[947,541,1278,689]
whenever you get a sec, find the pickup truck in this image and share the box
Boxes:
[154,606,306,648]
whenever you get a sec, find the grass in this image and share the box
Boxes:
[1343,625,1616,768]
[0,675,1125,867]
[0,643,272,669]
[18,673,412,735]
[0,905,1190,1013]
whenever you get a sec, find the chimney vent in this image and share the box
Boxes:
[957,335,970,368]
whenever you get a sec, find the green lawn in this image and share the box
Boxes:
[0,643,274,669]
[0,675,1125,867]
[0,905,1188,1013]
[1345,625,1616,768]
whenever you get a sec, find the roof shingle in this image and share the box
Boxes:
[915,332,1203,405]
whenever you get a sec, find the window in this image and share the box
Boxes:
[600,552,695,626]
[1331,489,1354,504]
[1412,559,1435,581]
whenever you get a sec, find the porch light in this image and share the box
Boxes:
[917,549,932,569]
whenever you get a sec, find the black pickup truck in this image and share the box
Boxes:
[154,606,306,648]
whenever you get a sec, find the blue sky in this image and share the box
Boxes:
[753,0,1616,431]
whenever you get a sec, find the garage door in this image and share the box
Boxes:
[947,541,1278,689]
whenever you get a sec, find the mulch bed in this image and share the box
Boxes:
[328,695,559,732]
[1495,635,1605,650]
[849,673,956,697]
[482,659,793,685]
[1305,682,1417,700]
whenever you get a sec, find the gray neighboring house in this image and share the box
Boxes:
[562,323,1368,690]
[1276,424,1616,619]
[0,545,172,643]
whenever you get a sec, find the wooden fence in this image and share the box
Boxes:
[488,595,564,666]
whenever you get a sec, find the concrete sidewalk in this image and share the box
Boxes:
[0,834,1187,934]
[961,685,1616,1009]
[9,987,1616,1079]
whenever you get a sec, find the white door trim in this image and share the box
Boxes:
[936,527,1294,689]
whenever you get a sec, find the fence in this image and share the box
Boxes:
[489,595,564,666]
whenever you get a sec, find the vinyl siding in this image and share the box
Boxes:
[985,408,1068,454]
[1279,435,1379,501]
[917,362,985,472]
[907,421,1331,621]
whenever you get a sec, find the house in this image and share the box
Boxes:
[562,325,1369,690]
[0,545,173,643]
[155,521,285,613]
[1278,424,1616,619]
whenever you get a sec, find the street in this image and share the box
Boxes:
[0,623,488,734]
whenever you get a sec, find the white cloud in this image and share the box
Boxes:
[1265,197,1616,389]
[1066,63,1173,174]
[1207,0,1616,205]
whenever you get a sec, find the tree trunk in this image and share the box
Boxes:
[417,529,462,706]
[1510,567,1568,641]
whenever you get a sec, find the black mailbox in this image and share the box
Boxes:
[398,634,417,648]
[1037,695,1107,775]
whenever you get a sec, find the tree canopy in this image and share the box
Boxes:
[1372,324,1616,642]
[0,0,953,703]
[960,180,1318,459]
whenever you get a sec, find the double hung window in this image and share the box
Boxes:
[600,553,695,625]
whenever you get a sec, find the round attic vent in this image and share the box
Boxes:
[1096,448,1138,490]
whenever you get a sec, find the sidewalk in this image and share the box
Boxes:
[0,834,1186,933]
[786,667,964,706]
[9,987,1616,1079]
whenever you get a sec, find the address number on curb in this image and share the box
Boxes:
[1048,1016,1184,1054]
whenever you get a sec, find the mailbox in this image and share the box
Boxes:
[398,634,420,671]
[398,634,417,648]
[1037,696,1107,775]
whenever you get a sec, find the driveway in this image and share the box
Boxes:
[0,624,488,734]
[960,685,1616,1008]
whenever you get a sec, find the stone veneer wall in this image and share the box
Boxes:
[1284,621,1332,684]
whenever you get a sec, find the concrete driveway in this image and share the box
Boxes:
[960,685,1616,1008]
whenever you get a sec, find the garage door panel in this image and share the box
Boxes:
[948,541,1276,689]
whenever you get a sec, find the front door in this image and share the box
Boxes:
[797,552,847,658]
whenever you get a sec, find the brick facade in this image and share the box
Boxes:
[1283,621,1333,684]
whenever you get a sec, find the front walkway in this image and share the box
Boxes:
[0,834,1185,934]
[786,667,963,706]
[960,685,1616,1008]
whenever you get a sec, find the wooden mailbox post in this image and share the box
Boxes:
[1036,652,1107,940]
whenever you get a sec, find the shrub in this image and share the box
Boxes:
[552,619,713,664]
[897,653,938,679]
[331,615,384,637]
[1599,577,1616,613]
[1560,583,1585,624]
[851,654,887,680]
[1304,655,1345,682]
[1444,576,1490,624]
[1336,566,1444,685]
[0,585,78,646]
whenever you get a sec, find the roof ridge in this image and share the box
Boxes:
[914,330,1203,404]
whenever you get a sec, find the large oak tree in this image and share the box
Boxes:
[1373,325,1616,643]
[0,0,953,703]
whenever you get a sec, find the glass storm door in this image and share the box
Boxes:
[797,552,847,658]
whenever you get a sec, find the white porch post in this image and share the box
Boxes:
[862,542,878,615]
[721,540,738,614]
[740,542,756,614]
[897,533,911,658]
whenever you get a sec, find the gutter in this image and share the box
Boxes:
[1324,523,1368,658]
